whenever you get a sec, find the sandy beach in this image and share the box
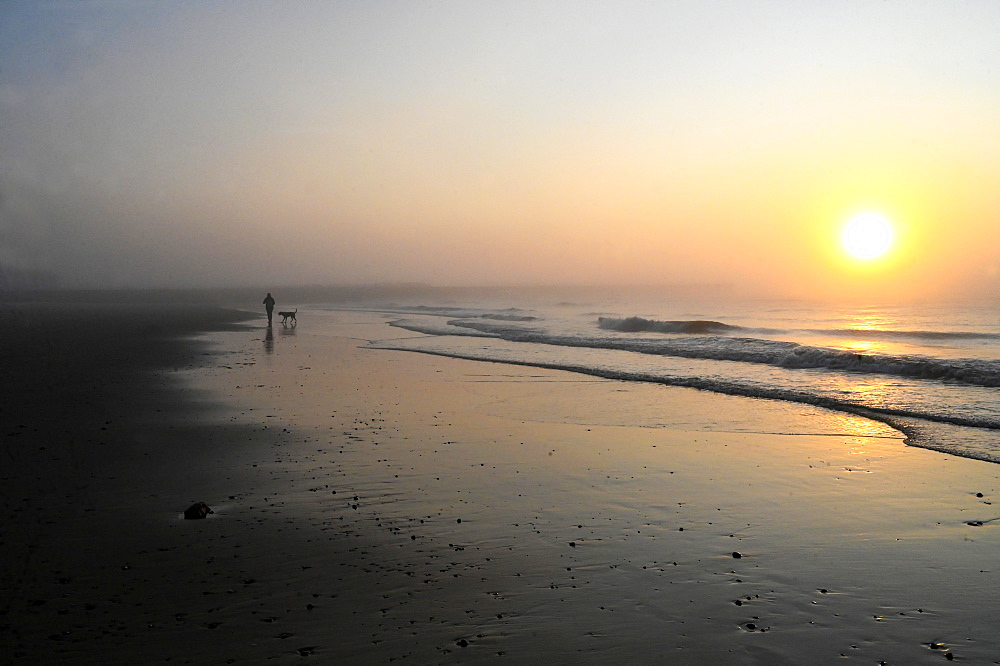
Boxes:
[2,302,998,664]
[6,2,999,663]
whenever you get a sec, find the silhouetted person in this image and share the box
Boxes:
[263,292,275,325]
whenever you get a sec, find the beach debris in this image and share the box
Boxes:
[296,646,318,656]
[569,541,576,548]
[184,502,213,519]
[965,520,984,526]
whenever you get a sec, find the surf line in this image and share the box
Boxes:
[363,342,1000,465]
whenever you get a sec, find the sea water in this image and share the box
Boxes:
[314,287,1000,464]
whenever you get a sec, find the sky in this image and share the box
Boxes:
[1,0,998,300]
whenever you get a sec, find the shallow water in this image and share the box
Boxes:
[312,290,1000,464]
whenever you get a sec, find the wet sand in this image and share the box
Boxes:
[2,303,998,664]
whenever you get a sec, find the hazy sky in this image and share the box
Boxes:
[2,1,998,299]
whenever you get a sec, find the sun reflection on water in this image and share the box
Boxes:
[825,401,901,439]
[846,310,893,331]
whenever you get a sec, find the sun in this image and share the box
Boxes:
[841,212,895,261]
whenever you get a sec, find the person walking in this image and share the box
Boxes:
[262,292,275,325]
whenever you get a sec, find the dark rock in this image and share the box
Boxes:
[456,639,469,647]
[732,551,742,559]
[184,502,213,519]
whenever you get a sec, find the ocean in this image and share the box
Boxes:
[308,287,1000,465]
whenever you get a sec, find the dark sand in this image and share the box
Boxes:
[1,302,259,661]
[2,302,998,664]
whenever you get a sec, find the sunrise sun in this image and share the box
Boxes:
[841,212,895,261]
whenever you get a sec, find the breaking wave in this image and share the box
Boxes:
[598,317,742,334]
[596,316,1000,343]
[390,318,1000,389]
[479,313,538,321]
[367,301,1000,464]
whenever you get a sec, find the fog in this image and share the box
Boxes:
[2,1,999,301]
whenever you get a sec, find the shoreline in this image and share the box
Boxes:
[2,304,998,663]
[370,342,1000,465]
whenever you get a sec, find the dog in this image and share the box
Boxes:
[278,308,297,325]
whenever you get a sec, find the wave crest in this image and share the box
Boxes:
[598,316,740,334]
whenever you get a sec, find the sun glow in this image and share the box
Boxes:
[841,213,895,261]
